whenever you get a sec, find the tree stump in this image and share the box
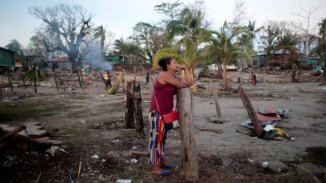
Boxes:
[132,82,145,137]
[125,81,134,129]
[177,87,198,181]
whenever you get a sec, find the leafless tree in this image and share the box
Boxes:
[29,4,94,69]
[292,6,321,56]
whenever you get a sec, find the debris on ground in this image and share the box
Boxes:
[240,105,292,140]
[0,122,62,150]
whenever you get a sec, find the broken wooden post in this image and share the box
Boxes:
[6,68,13,92]
[177,87,198,181]
[80,69,84,86]
[76,69,83,87]
[33,67,37,93]
[54,71,59,92]
[213,89,223,123]
[125,81,135,129]
[239,87,263,137]
[132,81,145,137]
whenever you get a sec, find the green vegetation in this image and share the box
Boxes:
[0,102,68,122]
[72,95,91,100]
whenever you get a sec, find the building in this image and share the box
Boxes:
[47,56,72,70]
[0,47,15,67]
[255,49,304,68]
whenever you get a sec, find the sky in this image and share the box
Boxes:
[0,0,325,48]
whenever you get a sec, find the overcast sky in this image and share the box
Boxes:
[0,0,325,48]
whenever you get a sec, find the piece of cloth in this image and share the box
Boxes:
[256,112,282,122]
[148,111,173,165]
[149,79,177,115]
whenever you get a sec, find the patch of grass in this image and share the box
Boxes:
[72,95,91,100]
[0,102,68,122]
[56,124,89,146]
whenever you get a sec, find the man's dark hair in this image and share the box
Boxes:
[158,57,173,71]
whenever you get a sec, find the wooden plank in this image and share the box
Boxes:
[32,137,63,145]
[0,125,26,142]
[24,122,48,137]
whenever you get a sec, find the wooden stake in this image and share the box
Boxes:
[213,89,223,123]
[35,172,42,183]
[177,88,198,181]
[33,67,37,93]
[239,87,263,137]
[54,71,59,92]
[77,161,82,177]
[6,67,13,92]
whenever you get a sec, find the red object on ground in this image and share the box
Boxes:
[256,112,281,122]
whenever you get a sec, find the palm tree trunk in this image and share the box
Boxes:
[217,64,223,79]
[189,68,197,93]
[222,62,229,90]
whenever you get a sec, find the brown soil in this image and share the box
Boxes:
[0,70,325,183]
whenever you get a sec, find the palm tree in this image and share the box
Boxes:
[203,22,249,91]
[166,6,210,91]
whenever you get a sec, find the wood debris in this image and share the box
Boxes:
[0,122,62,150]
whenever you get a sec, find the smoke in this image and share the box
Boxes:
[82,42,112,71]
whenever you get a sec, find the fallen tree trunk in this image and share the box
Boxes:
[108,72,124,95]
[239,87,263,137]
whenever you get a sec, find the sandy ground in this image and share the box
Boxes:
[0,70,325,182]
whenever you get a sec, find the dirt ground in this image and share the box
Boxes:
[0,70,326,183]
